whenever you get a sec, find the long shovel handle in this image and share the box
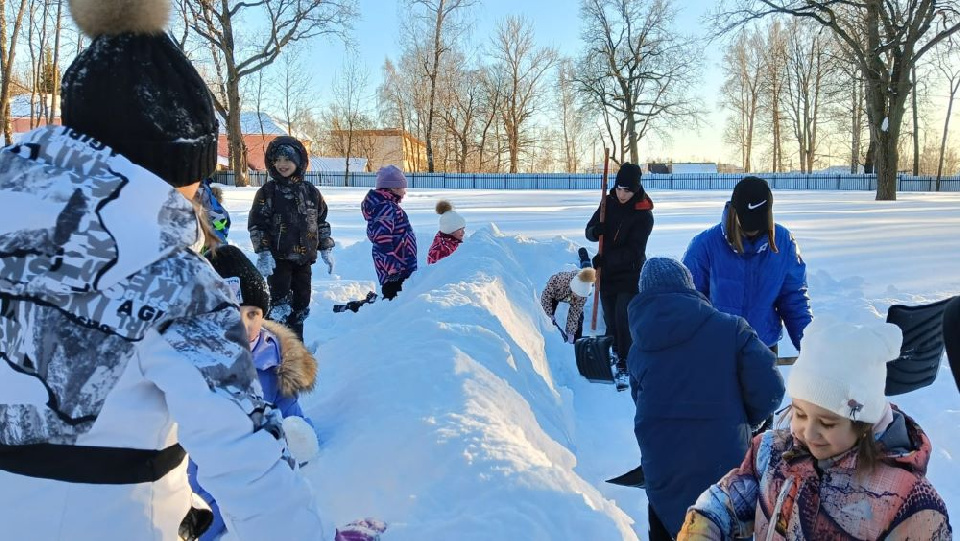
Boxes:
[590,147,611,333]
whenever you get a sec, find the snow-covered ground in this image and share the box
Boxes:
[219,186,960,540]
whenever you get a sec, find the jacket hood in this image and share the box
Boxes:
[880,406,934,476]
[786,405,933,476]
[628,288,714,352]
[0,126,199,299]
[361,188,400,221]
[262,320,317,397]
[265,136,309,182]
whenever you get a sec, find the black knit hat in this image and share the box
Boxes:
[206,246,270,314]
[266,136,309,181]
[615,163,642,193]
[60,0,218,188]
[731,176,773,233]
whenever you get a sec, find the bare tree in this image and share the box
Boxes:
[576,0,703,165]
[476,64,505,172]
[556,57,588,173]
[175,0,355,186]
[759,19,788,172]
[402,0,477,172]
[488,15,556,173]
[783,19,832,172]
[713,0,960,199]
[439,53,480,172]
[377,58,408,134]
[274,47,313,135]
[720,28,765,172]
[935,35,960,189]
[324,56,371,186]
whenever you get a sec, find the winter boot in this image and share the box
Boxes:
[614,367,630,392]
[578,247,592,269]
[610,350,630,392]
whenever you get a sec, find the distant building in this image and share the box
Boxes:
[717,163,745,174]
[671,163,719,174]
[330,128,426,172]
[645,162,719,174]
[8,94,61,140]
[309,156,369,172]
[217,112,288,171]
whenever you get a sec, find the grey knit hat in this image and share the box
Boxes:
[638,257,695,294]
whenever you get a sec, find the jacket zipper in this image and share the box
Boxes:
[765,477,795,541]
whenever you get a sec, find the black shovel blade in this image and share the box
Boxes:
[605,465,645,488]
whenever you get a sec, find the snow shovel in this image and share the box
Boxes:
[884,297,951,396]
[574,148,617,385]
[605,465,645,488]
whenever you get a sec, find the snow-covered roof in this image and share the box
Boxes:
[670,163,718,174]
[9,94,60,118]
[309,157,368,172]
[217,112,287,136]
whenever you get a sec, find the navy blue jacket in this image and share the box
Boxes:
[682,204,811,349]
[626,285,784,535]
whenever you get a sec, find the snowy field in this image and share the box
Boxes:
[218,186,960,540]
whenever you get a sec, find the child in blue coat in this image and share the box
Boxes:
[626,258,785,540]
[682,176,812,353]
[191,245,320,540]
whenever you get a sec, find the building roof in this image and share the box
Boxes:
[217,112,288,136]
[670,163,718,174]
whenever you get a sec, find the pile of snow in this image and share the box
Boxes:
[217,187,960,539]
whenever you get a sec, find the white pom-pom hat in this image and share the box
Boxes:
[569,268,596,299]
[436,200,466,234]
[786,316,902,424]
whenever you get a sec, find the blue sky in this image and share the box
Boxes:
[305,0,729,163]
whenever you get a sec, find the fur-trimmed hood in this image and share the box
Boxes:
[261,320,317,397]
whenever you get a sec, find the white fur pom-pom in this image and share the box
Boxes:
[283,416,320,465]
[69,0,170,37]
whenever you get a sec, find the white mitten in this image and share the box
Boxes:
[283,416,319,466]
[320,248,335,274]
[256,251,275,277]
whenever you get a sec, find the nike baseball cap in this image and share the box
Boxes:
[731,176,772,232]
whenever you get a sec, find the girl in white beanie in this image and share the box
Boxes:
[427,200,466,264]
[540,268,596,344]
[679,316,951,540]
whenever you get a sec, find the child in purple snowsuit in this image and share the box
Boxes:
[361,165,418,300]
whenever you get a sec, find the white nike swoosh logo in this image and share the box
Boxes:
[747,200,767,210]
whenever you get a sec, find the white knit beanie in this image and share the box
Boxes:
[569,268,595,298]
[786,316,902,424]
[436,200,466,234]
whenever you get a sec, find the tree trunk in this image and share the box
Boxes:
[226,79,248,187]
[49,0,63,124]
[851,81,862,173]
[936,90,956,190]
[874,129,899,200]
[911,67,919,175]
[626,109,638,164]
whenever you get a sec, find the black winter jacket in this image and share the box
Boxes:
[248,137,334,264]
[585,189,655,293]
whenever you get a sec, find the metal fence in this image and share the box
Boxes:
[212,170,960,192]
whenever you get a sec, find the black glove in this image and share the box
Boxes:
[382,278,404,300]
[591,222,606,238]
[592,254,604,269]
